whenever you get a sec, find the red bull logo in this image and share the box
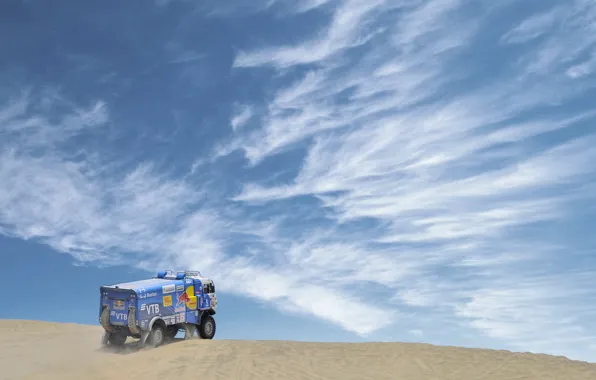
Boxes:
[177,291,190,304]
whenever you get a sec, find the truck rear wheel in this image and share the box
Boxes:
[198,315,216,339]
[148,324,165,347]
[107,332,127,347]
[166,325,179,340]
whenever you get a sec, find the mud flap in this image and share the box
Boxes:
[183,323,196,339]
[101,331,110,346]
[100,307,113,333]
[138,316,161,348]
[137,330,150,348]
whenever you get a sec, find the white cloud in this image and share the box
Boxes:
[198,0,336,18]
[295,0,334,13]
[1,92,108,149]
[233,0,386,69]
[500,7,560,45]
[0,93,216,266]
[230,105,253,131]
[217,256,396,334]
[566,52,596,79]
[512,0,596,76]
[455,271,596,356]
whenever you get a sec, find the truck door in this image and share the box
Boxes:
[193,279,204,309]
[203,282,214,310]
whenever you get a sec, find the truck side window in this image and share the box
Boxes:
[210,284,215,293]
[203,284,209,294]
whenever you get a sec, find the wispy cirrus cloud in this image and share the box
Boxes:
[0,90,393,335]
[233,0,386,69]
[218,0,596,361]
[500,6,560,45]
[1,100,204,264]
[230,105,254,131]
[510,0,596,77]
[196,0,335,18]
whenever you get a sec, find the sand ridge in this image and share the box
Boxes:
[1,320,595,380]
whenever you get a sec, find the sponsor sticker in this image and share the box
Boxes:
[164,316,176,325]
[187,297,197,310]
[162,284,175,294]
[175,305,185,313]
[140,303,160,315]
[110,310,128,321]
[163,295,172,307]
[138,290,158,299]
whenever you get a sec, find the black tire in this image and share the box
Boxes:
[198,315,216,339]
[148,324,165,347]
[166,325,179,339]
[107,332,127,347]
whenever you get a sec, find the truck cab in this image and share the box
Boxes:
[196,277,217,314]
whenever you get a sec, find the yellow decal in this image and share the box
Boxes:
[163,295,172,307]
[186,296,197,310]
[185,285,197,309]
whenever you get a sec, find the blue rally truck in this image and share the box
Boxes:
[99,270,217,348]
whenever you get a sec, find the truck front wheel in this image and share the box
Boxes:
[198,315,216,339]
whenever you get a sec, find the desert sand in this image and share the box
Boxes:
[1,320,595,380]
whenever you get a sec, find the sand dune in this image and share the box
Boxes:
[1,320,595,380]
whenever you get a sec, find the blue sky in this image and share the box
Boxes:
[1,0,596,362]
